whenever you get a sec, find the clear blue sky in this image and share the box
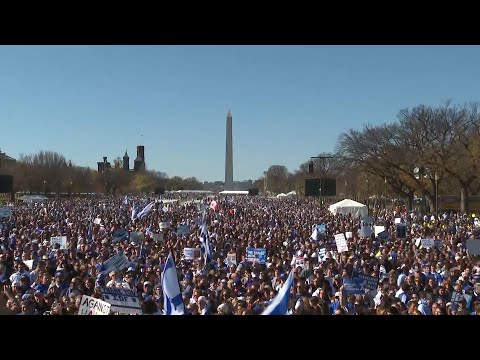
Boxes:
[1,45,479,182]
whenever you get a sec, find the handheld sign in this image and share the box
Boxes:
[334,233,348,253]
[343,278,365,295]
[152,233,164,243]
[374,226,385,238]
[177,225,190,237]
[79,295,111,315]
[467,239,480,256]
[420,239,435,248]
[360,217,373,238]
[246,248,266,264]
[100,287,142,315]
[183,248,202,260]
[226,253,237,266]
[102,253,129,275]
[50,236,67,250]
[159,221,171,230]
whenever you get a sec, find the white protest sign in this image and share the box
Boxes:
[24,260,34,270]
[374,226,385,238]
[183,248,201,260]
[395,218,401,224]
[345,232,353,239]
[420,239,435,248]
[360,216,373,238]
[79,295,111,315]
[294,256,305,269]
[226,253,237,266]
[152,233,164,243]
[50,236,67,250]
[102,253,129,274]
[159,221,171,230]
[94,218,102,225]
[415,238,422,247]
[334,233,348,253]
[467,239,480,255]
[162,206,168,213]
[100,287,142,315]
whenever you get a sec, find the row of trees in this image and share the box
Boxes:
[254,101,480,212]
[13,151,204,195]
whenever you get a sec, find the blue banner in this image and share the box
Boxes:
[246,248,267,264]
[343,278,365,295]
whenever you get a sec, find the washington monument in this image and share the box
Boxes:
[224,110,233,190]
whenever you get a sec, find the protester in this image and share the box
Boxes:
[1,194,479,315]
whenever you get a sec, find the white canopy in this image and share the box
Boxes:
[328,199,368,218]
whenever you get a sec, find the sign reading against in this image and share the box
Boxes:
[226,253,237,266]
[102,253,129,275]
[100,287,142,315]
[334,233,348,253]
[246,248,267,264]
[78,295,111,315]
[183,248,202,260]
[50,236,67,250]
[177,225,190,237]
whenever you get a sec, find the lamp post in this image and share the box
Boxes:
[384,178,387,211]
[414,166,430,215]
[435,173,439,218]
[345,181,347,198]
[365,176,369,215]
[43,180,47,196]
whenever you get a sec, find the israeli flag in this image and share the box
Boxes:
[137,201,155,220]
[131,203,137,221]
[161,253,185,315]
[262,270,294,315]
[200,218,212,266]
[123,195,128,207]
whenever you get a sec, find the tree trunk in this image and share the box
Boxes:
[461,185,468,213]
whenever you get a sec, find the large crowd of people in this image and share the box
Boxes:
[1,194,479,315]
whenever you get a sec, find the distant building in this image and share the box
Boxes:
[133,145,145,172]
[123,150,129,171]
[0,150,16,175]
[97,157,112,173]
[97,145,145,173]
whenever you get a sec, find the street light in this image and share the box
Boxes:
[263,171,268,194]
[365,176,369,215]
[413,166,430,214]
[344,181,347,198]
[384,178,387,210]
[435,173,439,218]
[43,180,47,196]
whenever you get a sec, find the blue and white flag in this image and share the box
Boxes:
[137,201,155,220]
[161,253,185,315]
[309,227,319,241]
[262,270,294,315]
[123,195,128,207]
[131,203,137,221]
[200,219,212,267]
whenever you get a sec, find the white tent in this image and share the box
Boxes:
[328,199,368,218]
